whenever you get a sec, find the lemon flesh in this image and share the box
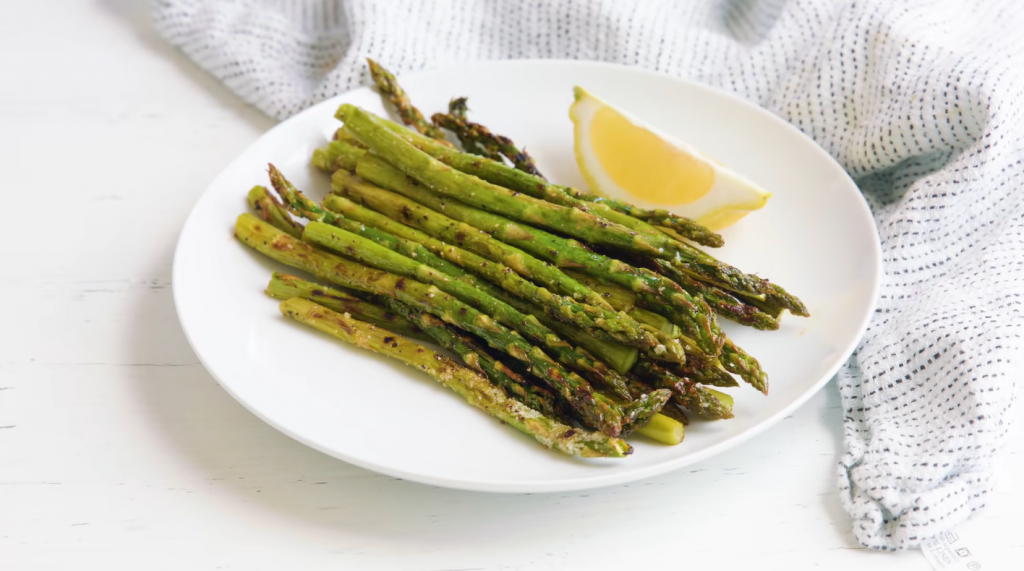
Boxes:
[570,87,771,231]
[589,105,716,205]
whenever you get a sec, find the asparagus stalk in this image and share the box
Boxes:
[562,269,636,312]
[431,106,545,178]
[312,140,366,173]
[721,339,769,395]
[424,116,723,248]
[445,97,491,157]
[324,173,659,350]
[263,167,647,390]
[634,412,685,445]
[370,112,723,248]
[388,111,722,247]
[320,194,641,375]
[259,168,639,391]
[634,361,735,420]
[303,219,636,401]
[379,297,565,419]
[279,298,631,457]
[365,59,446,140]
[247,186,304,238]
[235,213,626,435]
[266,272,428,341]
[562,269,680,337]
[652,259,780,330]
[352,109,806,311]
[340,104,676,256]
[349,152,716,357]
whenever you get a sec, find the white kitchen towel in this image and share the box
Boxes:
[153,0,1024,550]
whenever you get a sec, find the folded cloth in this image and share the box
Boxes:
[154,0,1024,550]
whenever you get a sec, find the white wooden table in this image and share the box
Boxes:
[2,2,1021,569]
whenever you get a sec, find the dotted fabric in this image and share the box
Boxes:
[154,0,1024,550]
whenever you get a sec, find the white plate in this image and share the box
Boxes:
[173,61,880,493]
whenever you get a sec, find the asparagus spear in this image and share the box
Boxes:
[365,59,446,140]
[352,109,806,311]
[634,411,685,444]
[247,186,304,238]
[279,298,631,457]
[303,219,636,401]
[349,152,718,357]
[266,166,652,371]
[561,269,681,337]
[266,272,429,341]
[323,173,660,348]
[445,97,491,157]
[664,352,740,388]
[634,361,735,420]
[652,258,780,330]
[259,168,640,388]
[320,194,640,376]
[235,213,626,435]
[312,140,366,173]
[369,295,674,442]
[431,107,545,178]
[379,297,565,419]
[721,339,769,395]
[375,110,722,248]
[423,115,724,248]
[356,108,727,247]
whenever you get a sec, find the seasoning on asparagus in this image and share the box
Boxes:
[355,109,806,311]
[247,185,304,238]
[236,213,627,435]
[368,110,724,248]
[720,339,768,395]
[379,297,566,419]
[266,164,655,362]
[279,297,631,457]
[266,272,429,342]
[320,194,641,376]
[432,101,545,178]
[365,58,446,140]
[347,151,717,357]
[634,361,735,420]
[303,218,638,401]
[262,167,639,394]
[652,258,780,330]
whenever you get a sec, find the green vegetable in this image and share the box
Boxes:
[634,412,685,445]
[432,105,545,178]
[351,108,805,312]
[266,272,428,342]
[303,219,637,401]
[349,151,711,358]
[634,361,735,420]
[365,58,446,140]
[653,258,779,330]
[235,213,626,436]
[279,297,631,457]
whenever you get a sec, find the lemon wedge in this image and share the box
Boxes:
[569,86,771,231]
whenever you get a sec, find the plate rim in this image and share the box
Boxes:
[172,59,882,493]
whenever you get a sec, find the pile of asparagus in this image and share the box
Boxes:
[234,60,808,458]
